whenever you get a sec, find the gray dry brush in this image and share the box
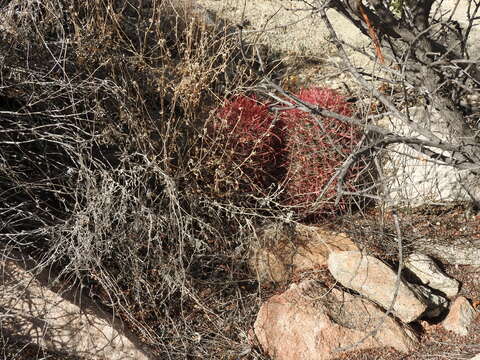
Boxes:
[0,0,479,359]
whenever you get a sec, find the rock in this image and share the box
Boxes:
[376,106,480,208]
[470,354,480,360]
[249,223,358,283]
[328,251,429,323]
[405,253,460,297]
[0,258,150,360]
[254,280,418,360]
[414,239,480,266]
[442,296,478,336]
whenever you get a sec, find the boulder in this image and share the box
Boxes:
[0,258,150,360]
[328,251,429,323]
[254,280,418,360]
[249,223,358,283]
[414,239,480,266]
[442,296,478,336]
[405,253,460,297]
[377,106,480,208]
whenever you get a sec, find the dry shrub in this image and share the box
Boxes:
[0,0,276,358]
[281,87,364,219]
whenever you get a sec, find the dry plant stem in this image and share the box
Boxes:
[334,134,377,204]
[318,6,435,137]
[330,1,480,143]
[247,3,478,175]
[260,74,478,211]
[259,75,480,215]
[0,0,278,357]
[357,0,385,63]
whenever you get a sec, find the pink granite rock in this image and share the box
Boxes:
[442,296,478,336]
[254,280,418,360]
[1,259,150,360]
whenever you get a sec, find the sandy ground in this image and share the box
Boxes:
[196,0,479,92]
[197,0,479,58]
[197,0,370,59]
[196,0,377,91]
